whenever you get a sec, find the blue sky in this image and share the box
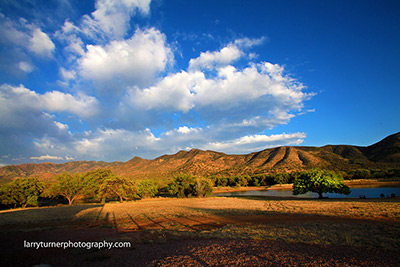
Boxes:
[0,0,399,165]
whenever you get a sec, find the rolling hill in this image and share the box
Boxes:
[1,132,399,182]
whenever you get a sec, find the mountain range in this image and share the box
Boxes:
[1,132,399,182]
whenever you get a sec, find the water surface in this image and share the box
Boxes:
[214,187,400,199]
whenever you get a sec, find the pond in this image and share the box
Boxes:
[214,187,400,199]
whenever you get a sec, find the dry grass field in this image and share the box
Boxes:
[1,197,400,266]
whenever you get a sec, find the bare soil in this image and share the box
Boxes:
[1,197,399,266]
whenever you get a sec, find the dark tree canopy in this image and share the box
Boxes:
[0,177,44,208]
[293,169,351,199]
[50,172,85,205]
[98,174,137,202]
[82,169,114,202]
[168,174,213,198]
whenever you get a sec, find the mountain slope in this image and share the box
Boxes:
[1,132,399,181]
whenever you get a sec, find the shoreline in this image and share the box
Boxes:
[213,179,400,194]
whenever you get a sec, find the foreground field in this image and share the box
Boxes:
[1,197,400,266]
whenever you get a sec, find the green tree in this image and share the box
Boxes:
[98,174,137,202]
[194,177,213,197]
[82,169,114,202]
[168,174,213,198]
[0,177,44,208]
[293,169,351,199]
[137,179,159,198]
[51,172,85,205]
[352,169,372,179]
[168,174,196,198]
[274,173,290,185]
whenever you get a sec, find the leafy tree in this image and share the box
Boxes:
[293,169,351,199]
[98,174,137,202]
[168,174,196,198]
[82,169,114,202]
[0,177,44,208]
[274,173,290,185]
[234,175,248,187]
[194,177,213,197]
[352,169,372,179]
[168,174,213,198]
[213,176,228,187]
[51,172,85,205]
[254,174,276,186]
[137,179,159,198]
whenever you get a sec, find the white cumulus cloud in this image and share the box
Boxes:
[0,84,99,129]
[79,27,173,88]
[203,132,307,153]
[82,0,151,40]
[188,44,242,71]
[128,42,309,127]
[28,28,55,57]
[30,154,64,160]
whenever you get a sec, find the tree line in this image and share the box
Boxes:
[0,170,214,209]
[1,167,398,209]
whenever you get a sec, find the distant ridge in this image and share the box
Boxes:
[1,132,399,182]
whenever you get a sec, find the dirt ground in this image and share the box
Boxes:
[1,197,400,266]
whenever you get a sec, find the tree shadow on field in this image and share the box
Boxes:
[0,204,105,232]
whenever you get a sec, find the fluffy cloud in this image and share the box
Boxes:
[59,67,76,81]
[188,38,265,71]
[0,84,100,164]
[0,14,55,58]
[31,127,161,161]
[28,125,306,162]
[128,42,309,129]
[41,127,306,161]
[56,20,85,58]
[78,27,173,88]
[203,132,306,154]
[0,14,28,46]
[71,127,159,160]
[82,0,151,40]
[0,13,56,76]
[30,155,64,161]
[28,28,55,57]
[0,84,99,119]
[0,2,314,165]
[0,83,98,159]
[188,44,242,71]
[18,61,34,73]
[112,41,312,159]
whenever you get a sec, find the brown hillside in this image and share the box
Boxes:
[365,132,400,162]
[0,132,399,181]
